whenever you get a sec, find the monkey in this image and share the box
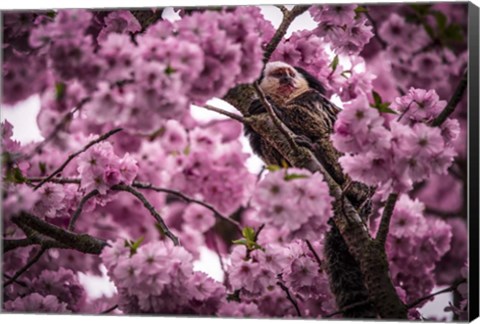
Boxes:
[244,61,377,318]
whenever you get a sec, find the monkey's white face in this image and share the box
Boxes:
[259,62,309,104]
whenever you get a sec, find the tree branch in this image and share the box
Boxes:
[375,193,399,247]
[111,184,180,246]
[25,98,90,160]
[277,281,302,317]
[33,128,123,190]
[68,189,100,231]
[305,239,323,272]
[3,238,34,253]
[132,181,242,235]
[201,105,247,123]
[3,247,46,287]
[11,212,108,254]
[406,278,467,309]
[263,5,310,64]
[430,70,468,127]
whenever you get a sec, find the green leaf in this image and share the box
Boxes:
[242,227,256,242]
[410,4,432,16]
[55,82,66,101]
[232,238,248,246]
[38,162,47,175]
[354,6,368,14]
[183,145,191,155]
[164,65,176,75]
[372,91,382,106]
[280,159,289,169]
[266,164,281,172]
[284,173,309,181]
[329,55,339,73]
[125,237,145,255]
[371,103,398,115]
[4,163,26,184]
[423,23,435,39]
[431,10,447,32]
[443,24,464,43]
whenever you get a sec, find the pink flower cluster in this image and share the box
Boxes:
[380,195,452,306]
[331,90,458,198]
[77,140,138,194]
[226,240,335,317]
[100,240,225,314]
[251,168,332,240]
[310,5,374,55]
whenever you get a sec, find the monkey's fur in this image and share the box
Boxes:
[245,62,376,318]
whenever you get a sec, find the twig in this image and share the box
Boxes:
[28,177,81,185]
[324,300,371,318]
[253,82,299,153]
[3,247,46,287]
[201,105,248,123]
[263,5,309,64]
[25,98,90,159]
[363,10,387,49]
[375,193,399,247]
[3,274,28,288]
[277,281,302,317]
[406,278,467,309]
[33,128,123,190]
[254,223,265,242]
[132,181,242,235]
[100,304,119,314]
[430,70,468,127]
[305,239,322,272]
[111,184,180,246]
[68,189,100,231]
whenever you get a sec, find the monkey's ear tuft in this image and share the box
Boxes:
[294,66,326,95]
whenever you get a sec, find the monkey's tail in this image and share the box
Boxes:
[324,219,377,318]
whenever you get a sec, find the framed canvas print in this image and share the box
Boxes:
[1,1,479,322]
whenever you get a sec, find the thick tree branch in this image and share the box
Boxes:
[430,70,468,127]
[263,5,309,64]
[33,128,123,190]
[277,281,302,317]
[3,238,34,253]
[133,181,242,235]
[406,278,467,309]
[375,193,399,247]
[68,189,100,231]
[11,212,108,254]
[111,184,180,246]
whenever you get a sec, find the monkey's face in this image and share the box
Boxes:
[259,62,309,104]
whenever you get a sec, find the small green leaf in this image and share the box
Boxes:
[443,24,464,43]
[371,103,398,115]
[55,82,66,101]
[280,159,289,169]
[165,65,176,75]
[354,6,368,14]
[284,173,309,181]
[266,164,281,172]
[431,10,447,32]
[38,162,47,175]
[125,237,145,255]
[372,91,382,106]
[423,23,435,39]
[183,145,191,155]
[232,238,248,246]
[5,167,26,184]
[242,227,256,241]
[329,55,339,73]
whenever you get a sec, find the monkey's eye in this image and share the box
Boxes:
[271,71,284,78]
